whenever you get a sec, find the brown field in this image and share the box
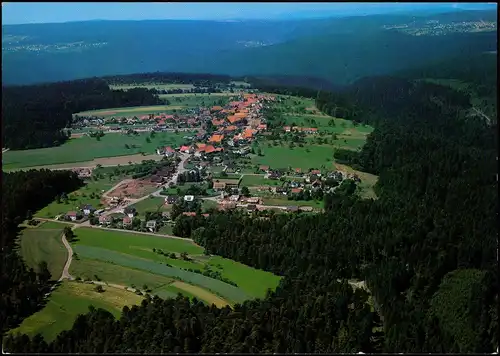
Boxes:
[107,179,158,199]
[18,154,163,171]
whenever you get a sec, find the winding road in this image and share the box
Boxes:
[99,153,190,219]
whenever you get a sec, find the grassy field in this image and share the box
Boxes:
[2,131,189,169]
[70,227,281,300]
[260,197,323,208]
[17,225,67,280]
[253,145,334,170]
[70,257,174,289]
[109,83,196,90]
[9,281,143,342]
[73,227,203,257]
[208,256,281,299]
[130,197,169,217]
[39,221,74,229]
[240,174,284,187]
[75,104,183,118]
[72,245,249,303]
[34,178,117,219]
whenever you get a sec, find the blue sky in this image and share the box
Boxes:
[2,2,497,25]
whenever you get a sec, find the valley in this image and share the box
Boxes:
[1,4,497,354]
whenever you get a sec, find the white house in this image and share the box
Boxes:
[184,195,195,202]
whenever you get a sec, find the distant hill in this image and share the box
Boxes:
[2,10,496,85]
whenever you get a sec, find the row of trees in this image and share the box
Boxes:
[3,75,497,353]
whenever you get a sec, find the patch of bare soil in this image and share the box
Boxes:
[107,178,158,199]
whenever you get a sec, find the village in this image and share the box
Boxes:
[58,92,361,235]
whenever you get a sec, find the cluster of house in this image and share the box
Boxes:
[283,126,319,134]
[149,165,177,185]
[155,93,276,160]
[63,204,103,221]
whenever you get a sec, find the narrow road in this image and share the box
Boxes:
[472,107,493,125]
[2,148,9,153]
[36,217,195,242]
[100,153,190,218]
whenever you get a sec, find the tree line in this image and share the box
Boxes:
[2,78,161,150]
[3,74,497,353]
[1,169,84,336]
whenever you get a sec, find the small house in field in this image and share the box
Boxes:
[245,197,261,204]
[162,211,171,219]
[123,206,136,219]
[165,196,178,204]
[99,215,112,225]
[146,220,157,232]
[291,188,303,194]
[66,211,81,221]
[213,182,227,191]
[81,204,95,216]
[150,175,164,184]
[163,146,176,158]
[273,187,287,194]
[123,216,132,226]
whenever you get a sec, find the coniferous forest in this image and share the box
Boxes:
[2,76,497,353]
[1,79,161,150]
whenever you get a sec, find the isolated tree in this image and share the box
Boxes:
[63,226,75,241]
[95,285,104,293]
[241,186,250,197]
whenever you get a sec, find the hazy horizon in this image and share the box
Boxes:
[2,2,497,25]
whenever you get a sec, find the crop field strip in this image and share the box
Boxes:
[8,281,144,342]
[73,245,250,304]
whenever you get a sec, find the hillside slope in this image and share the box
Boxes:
[2,10,496,85]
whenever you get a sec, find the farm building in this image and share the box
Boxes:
[213,182,226,191]
[81,204,95,216]
[65,211,81,221]
[99,215,112,225]
[165,196,178,204]
[146,220,157,232]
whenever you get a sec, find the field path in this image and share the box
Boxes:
[102,152,190,216]
[59,228,76,281]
